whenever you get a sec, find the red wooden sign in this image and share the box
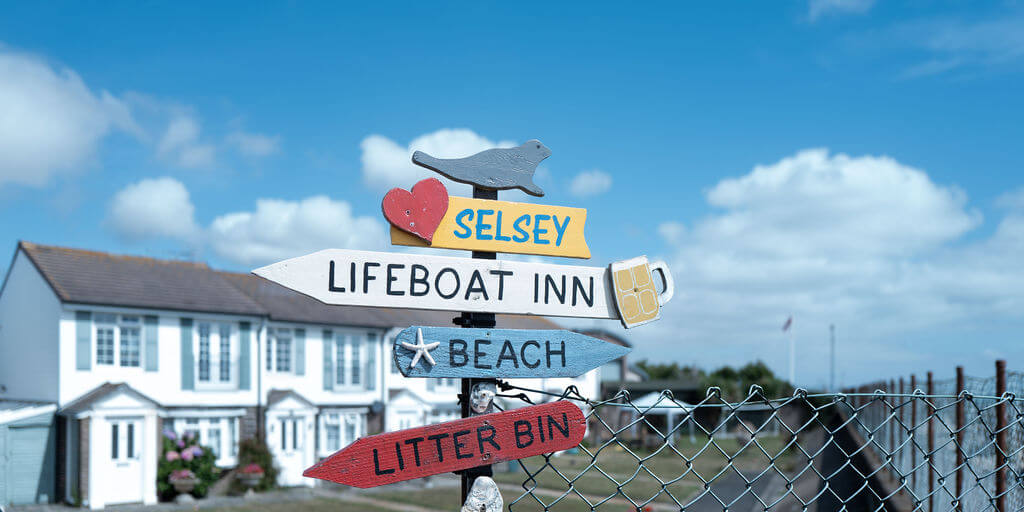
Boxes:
[303,401,586,488]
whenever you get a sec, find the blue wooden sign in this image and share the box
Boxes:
[392,327,631,378]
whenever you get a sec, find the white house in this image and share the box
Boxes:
[0,242,603,508]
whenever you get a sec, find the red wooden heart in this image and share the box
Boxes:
[381,178,449,243]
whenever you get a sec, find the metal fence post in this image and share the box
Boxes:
[995,359,1007,512]
[927,371,934,512]
[900,377,906,478]
[911,373,917,499]
[955,365,964,511]
[890,379,896,453]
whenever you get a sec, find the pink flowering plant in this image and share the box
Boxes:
[239,463,264,475]
[158,429,217,501]
[169,469,196,482]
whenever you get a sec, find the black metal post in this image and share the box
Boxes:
[458,186,498,502]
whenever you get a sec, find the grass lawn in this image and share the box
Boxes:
[198,435,800,512]
[369,484,644,511]
[491,434,797,508]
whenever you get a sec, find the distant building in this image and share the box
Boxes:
[0,242,598,508]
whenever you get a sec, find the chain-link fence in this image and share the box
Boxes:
[487,367,1024,511]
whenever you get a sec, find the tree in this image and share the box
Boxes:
[635,360,705,381]
[702,361,790,402]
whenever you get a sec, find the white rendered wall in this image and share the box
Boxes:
[58,306,262,407]
[0,250,61,402]
[261,323,388,407]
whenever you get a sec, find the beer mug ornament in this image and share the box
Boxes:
[610,256,675,328]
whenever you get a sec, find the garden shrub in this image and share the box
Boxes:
[236,436,278,491]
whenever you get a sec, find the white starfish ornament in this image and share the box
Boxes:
[400,328,439,369]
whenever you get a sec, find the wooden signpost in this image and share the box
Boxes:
[389,193,591,259]
[256,138,677,503]
[393,326,631,379]
[302,401,585,488]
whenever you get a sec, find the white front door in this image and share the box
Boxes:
[106,417,144,504]
[273,416,307,486]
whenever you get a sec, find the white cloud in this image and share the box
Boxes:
[361,129,516,192]
[638,148,1018,386]
[866,14,1024,78]
[569,169,613,198]
[208,196,385,266]
[227,131,280,157]
[108,177,198,241]
[157,116,215,168]
[0,48,137,188]
[808,0,874,21]
[109,178,386,267]
[657,221,686,246]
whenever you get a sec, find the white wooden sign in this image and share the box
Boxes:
[253,249,625,319]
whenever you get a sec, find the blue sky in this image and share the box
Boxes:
[1,1,1022,389]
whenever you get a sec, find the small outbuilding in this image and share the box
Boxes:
[0,400,58,507]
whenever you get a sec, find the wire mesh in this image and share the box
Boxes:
[489,374,1024,511]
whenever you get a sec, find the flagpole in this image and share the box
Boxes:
[788,316,795,386]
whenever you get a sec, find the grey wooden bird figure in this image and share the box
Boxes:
[411,139,550,197]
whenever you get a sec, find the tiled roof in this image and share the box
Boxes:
[19,242,267,316]
[0,398,53,412]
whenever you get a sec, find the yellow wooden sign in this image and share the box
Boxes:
[390,196,590,259]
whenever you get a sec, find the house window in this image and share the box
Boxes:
[119,316,141,367]
[331,333,371,388]
[335,335,345,385]
[95,313,145,367]
[322,412,362,452]
[96,326,115,365]
[197,323,233,385]
[174,417,238,465]
[350,336,361,385]
[207,426,222,458]
[279,418,300,451]
[268,328,292,373]
[198,324,211,381]
[324,414,341,451]
[219,324,231,382]
[111,419,141,460]
[183,418,200,440]
[344,415,358,445]
[365,333,377,391]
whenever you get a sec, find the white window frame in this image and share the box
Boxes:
[173,417,239,467]
[323,413,342,452]
[319,410,364,455]
[266,327,295,374]
[328,331,379,390]
[195,321,236,390]
[94,313,144,369]
[110,417,142,461]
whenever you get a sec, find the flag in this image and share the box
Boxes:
[782,316,792,332]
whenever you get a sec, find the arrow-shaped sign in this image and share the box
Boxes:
[253,249,674,327]
[303,401,585,488]
[393,327,630,379]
